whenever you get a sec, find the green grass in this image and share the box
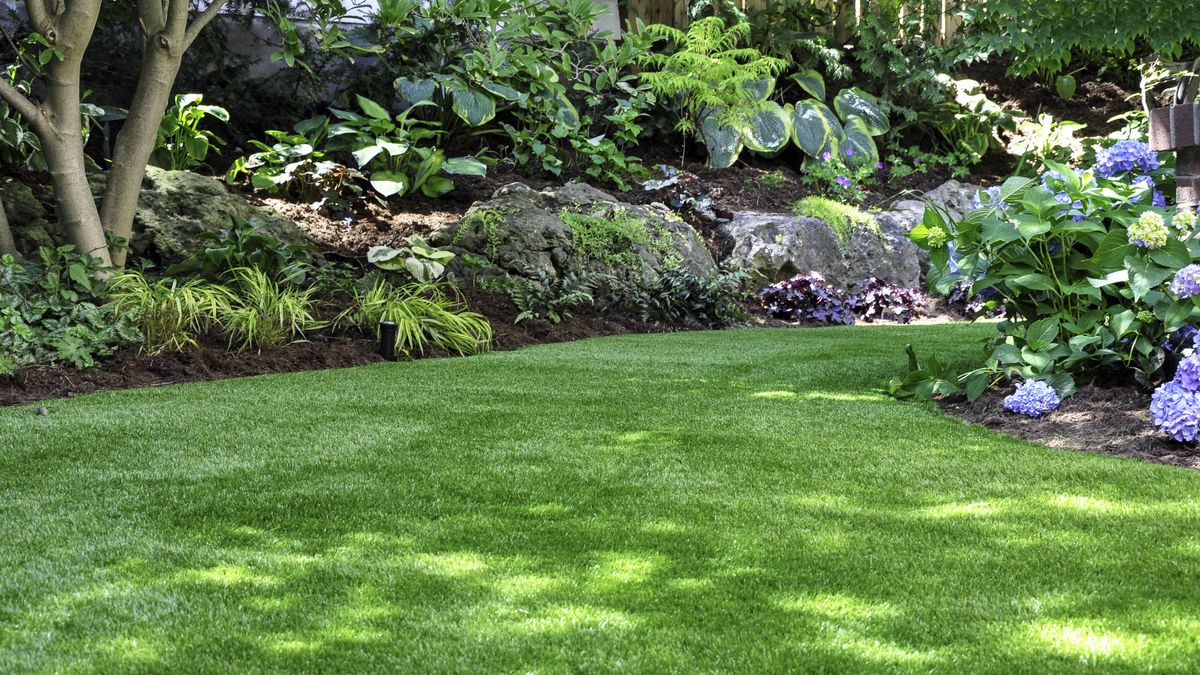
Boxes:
[2,324,1200,673]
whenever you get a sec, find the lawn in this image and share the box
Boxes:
[2,324,1199,673]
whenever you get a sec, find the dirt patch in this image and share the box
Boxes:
[0,287,656,409]
[942,385,1200,469]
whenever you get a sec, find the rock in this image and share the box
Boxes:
[432,182,717,284]
[895,179,982,221]
[0,181,59,251]
[91,167,311,264]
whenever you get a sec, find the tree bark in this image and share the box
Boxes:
[0,199,17,257]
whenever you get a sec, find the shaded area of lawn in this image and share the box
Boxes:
[2,325,1199,672]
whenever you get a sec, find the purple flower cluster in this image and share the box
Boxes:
[1094,140,1161,178]
[1003,380,1061,418]
[971,186,1006,210]
[758,272,855,325]
[848,278,928,324]
[1171,264,1200,299]
[1151,380,1200,443]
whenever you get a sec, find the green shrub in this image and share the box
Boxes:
[0,247,139,373]
[896,156,1195,400]
[792,197,876,243]
[220,267,323,351]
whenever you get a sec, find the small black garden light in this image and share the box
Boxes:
[379,320,398,361]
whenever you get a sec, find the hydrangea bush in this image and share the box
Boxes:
[1003,380,1061,417]
[897,143,1200,401]
[1150,338,1200,442]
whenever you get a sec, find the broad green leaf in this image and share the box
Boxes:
[370,171,410,197]
[394,77,436,104]
[367,245,406,270]
[443,157,487,176]
[1011,273,1056,292]
[553,92,580,129]
[420,175,455,198]
[790,69,825,100]
[1055,73,1077,100]
[741,101,792,154]
[790,100,842,158]
[741,77,775,102]
[449,87,496,127]
[839,116,879,168]
[351,144,385,168]
[356,95,391,121]
[699,111,744,169]
[1149,240,1190,270]
[832,87,889,135]
[414,151,444,190]
[480,80,521,101]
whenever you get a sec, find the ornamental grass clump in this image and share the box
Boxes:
[1003,380,1061,418]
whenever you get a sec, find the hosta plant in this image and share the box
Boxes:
[787,69,890,169]
[367,235,456,283]
[897,151,1199,401]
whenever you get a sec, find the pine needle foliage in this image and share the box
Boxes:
[639,18,788,134]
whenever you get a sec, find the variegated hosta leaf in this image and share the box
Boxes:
[790,100,842,158]
[740,77,775,102]
[395,77,436,105]
[700,112,744,169]
[480,80,521,101]
[741,101,792,154]
[442,157,488,176]
[832,87,889,136]
[369,171,410,197]
[553,92,580,129]
[840,116,880,168]
[790,69,825,101]
[449,86,496,127]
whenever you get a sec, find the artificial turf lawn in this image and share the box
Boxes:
[2,324,1200,673]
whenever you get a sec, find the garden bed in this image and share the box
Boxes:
[943,385,1200,469]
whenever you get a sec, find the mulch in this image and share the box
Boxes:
[942,384,1200,469]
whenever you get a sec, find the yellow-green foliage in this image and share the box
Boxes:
[639,18,787,133]
[792,196,877,243]
[561,207,676,272]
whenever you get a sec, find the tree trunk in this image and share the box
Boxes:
[0,200,16,257]
[100,32,185,269]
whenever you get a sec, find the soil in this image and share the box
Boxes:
[943,385,1200,470]
[0,287,656,409]
[961,59,1137,137]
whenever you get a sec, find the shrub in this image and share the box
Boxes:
[899,146,1197,400]
[168,217,316,286]
[107,273,234,355]
[758,272,854,325]
[0,247,139,374]
[642,264,753,328]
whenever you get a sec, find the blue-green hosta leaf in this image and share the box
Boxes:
[394,77,436,105]
[790,100,842,158]
[839,116,879,168]
[367,245,406,270]
[741,101,792,154]
[370,171,410,197]
[443,157,487,176]
[449,86,496,127]
[414,151,445,190]
[196,105,230,122]
[790,69,825,100]
[833,87,889,135]
[741,77,775,102]
[420,175,455,198]
[699,112,744,169]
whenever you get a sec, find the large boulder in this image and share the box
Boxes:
[893,179,981,222]
[0,180,59,251]
[718,211,923,289]
[91,167,310,264]
[432,182,717,284]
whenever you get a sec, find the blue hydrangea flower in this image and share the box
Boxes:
[971,186,1006,210]
[1150,380,1200,442]
[1171,264,1200,299]
[1176,355,1200,392]
[1003,380,1061,418]
[1094,140,1160,177]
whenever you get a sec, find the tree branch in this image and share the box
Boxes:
[24,0,50,34]
[136,0,166,35]
[0,77,46,136]
[183,0,228,50]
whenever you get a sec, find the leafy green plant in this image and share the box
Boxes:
[228,116,364,204]
[799,152,877,202]
[367,235,456,282]
[787,70,890,169]
[327,95,487,199]
[167,217,316,286]
[910,76,1017,165]
[501,268,611,325]
[220,267,323,351]
[337,277,492,356]
[106,272,234,355]
[641,263,753,327]
[0,247,139,373]
[150,93,229,171]
[900,157,1195,400]
[560,207,675,275]
[639,18,788,167]
[1009,114,1087,176]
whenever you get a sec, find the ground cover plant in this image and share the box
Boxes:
[3,326,1200,671]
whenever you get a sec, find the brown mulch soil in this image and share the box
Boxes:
[942,385,1200,469]
[0,287,655,409]
[961,59,1136,137]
